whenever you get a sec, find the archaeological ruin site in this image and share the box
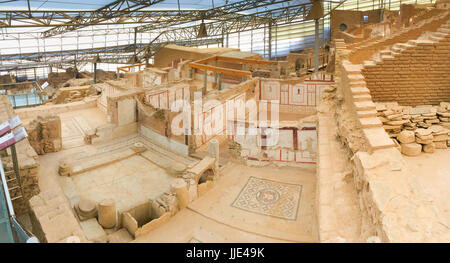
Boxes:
[0,0,449,244]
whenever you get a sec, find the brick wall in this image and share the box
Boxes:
[361,36,450,106]
[350,13,449,64]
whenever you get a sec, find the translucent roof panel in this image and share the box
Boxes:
[0,0,310,13]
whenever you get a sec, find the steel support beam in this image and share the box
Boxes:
[42,0,164,37]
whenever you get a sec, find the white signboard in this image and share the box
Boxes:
[41,81,49,89]
[0,116,22,137]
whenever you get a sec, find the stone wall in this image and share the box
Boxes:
[0,95,40,215]
[25,115,62,155]
[28,189,88,243]
[376,102,450,155]
[349,12,449,64]
[51,85,97,104]
[332,39,450,242]
[361,18,450,105]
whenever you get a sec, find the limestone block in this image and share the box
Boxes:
[397,131,415,144]
[98,199,117,229]
[122,212,138,237]
[171,178,189,209]
[433,134,448,142]
[197,180,215,197]
[386,113,403,120]
[415,128,432,137]
[151,201,166,219]
[441,123,450,129]
[423,143,435,153]
[437,111,450,118]
[75,198,97,221]
[435,141,448,149]
[209,139,219,170]
[401,143,422,156]
[366,236,381,243]
[416,136,433,145]
[386,120,409,126]
[59,236,81,243]
[167,162,187,176]
[79,218,107,243]
[107,228,133,243]
[430,125,446,134]
[58,161,72,176]
[130,142,146,153]
[134,212,171,238]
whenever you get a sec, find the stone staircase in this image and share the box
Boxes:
[340,61,394,151]
[337,13,450,151]
[349,11,450,64]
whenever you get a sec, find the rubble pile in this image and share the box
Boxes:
[376,102,450,156]
[25,115,62,155]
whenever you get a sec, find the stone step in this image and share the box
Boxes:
[407,40,418,46]
[432,31,448,38]
[140,149,174,169]
[349,81,366,87]
[437,27,450,34]
[351,87,371,95]
[391,46,404,53]
[429,35,445,42]
[71,148,137,176]
[416,40,434,46]
[397,43,415,49]
[380,55,394,60]
[392,43,405,49]
[362,127,396,150]
[354,101,376,111]
[342,63,363,73]
[353,94,372,102]
[359,117,383,128]
[379,50,392,56]
[347,74,364,82]
[363,60,376,67]
[357,110,378,118]
[373,57,383,64]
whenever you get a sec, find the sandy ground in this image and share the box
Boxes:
[22,107,108,149]
[134,163,318,243]
[314,102,363,242]
[404,149,450,227]
[60,155,175,213]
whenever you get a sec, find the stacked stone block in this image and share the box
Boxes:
[25,115,62,155]
[376,102,450,156]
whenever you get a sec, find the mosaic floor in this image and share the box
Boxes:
[186,164,317,242]
[232,176,302,221]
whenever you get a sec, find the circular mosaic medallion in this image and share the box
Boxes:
[256,188,280,204]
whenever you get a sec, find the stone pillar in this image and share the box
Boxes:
[203,70,207,94]
[209,139,219,170]
[171,179,189,209]
[314,18,320,72]
[214,60,218,84]
[93,62,98,84]
[98,199,116,229]
[217,73,222,91]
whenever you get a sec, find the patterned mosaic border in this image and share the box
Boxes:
[231,176,302,221]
